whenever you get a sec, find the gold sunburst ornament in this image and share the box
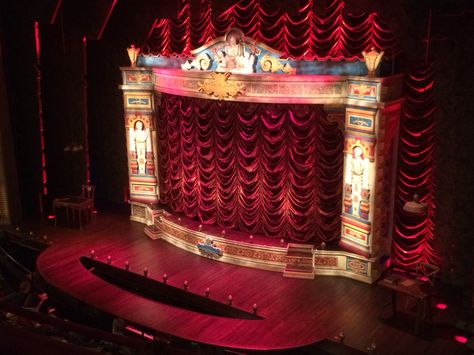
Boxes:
[198,72,246,100]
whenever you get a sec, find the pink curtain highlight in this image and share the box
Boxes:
[392,64,441,269]
[157,94,343,242]
[148,0,399,60]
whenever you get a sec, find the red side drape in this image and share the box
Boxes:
[392,64,441,269]
[157,94,343,242]
[148,0,399,60]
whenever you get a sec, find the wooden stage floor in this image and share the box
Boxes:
[33,210,469,354]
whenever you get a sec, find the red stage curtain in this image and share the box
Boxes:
[157,94,343,242]
[148,0,399,60]
[149,0,441,269]
[392,64,441,269]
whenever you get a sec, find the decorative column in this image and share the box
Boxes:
[339,76,402,280]
[120,67,159,224]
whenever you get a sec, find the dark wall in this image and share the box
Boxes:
[1,2,42,217]
[430,9,474,293]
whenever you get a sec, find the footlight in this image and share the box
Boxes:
[252,303,257,314]
[163,273,168,284]
[143,267,149,277]
[227,294,233,306]
[183,280,189,290]
[90,249,95,259]
[125,261,130,270]
[205,288,210,298]
[106,256,112,264]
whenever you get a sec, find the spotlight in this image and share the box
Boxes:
[125,261,130,270]
[454,335,467,344]
[280,238,285,245]
[205,288,210,297]
[183,280,189,290]
[403,194,428,215]
[163,273,168,284]
[227,294,233,306]
[90,250,95,259]
[366,342,377,352]
[249,235,254,242]
[106,256,112,264]
[334,331,345,343]
[177,217,182,223]
[198,224,203,231]
[221,230,226,237]
[252,303,257,314]
[143,268,149,277]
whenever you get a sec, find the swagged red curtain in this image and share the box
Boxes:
[148,0,440,267]
[148,0,399,60]
[392,64,441,269]
[157,94,343,242]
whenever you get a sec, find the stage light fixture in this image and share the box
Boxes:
[107,255,112,264]
[252,303,257,314]
[205,288,210,297]
[366,342,377,352]
[228,294,233,305]
[90,249,95,258]
[403,194,428,215]
[184,280,189,290]
[163,273,168,283]
[143,267,149,277]
[125,261,130,270]
[454,335,467,344]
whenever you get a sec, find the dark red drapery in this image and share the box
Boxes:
[392,64,441,269]
[157,94,343,242]
[148,0,399,60]
[148,0,440,269]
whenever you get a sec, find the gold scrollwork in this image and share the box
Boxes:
[196,53,211,70]
[198,72,245,99]
[259,54,294,74]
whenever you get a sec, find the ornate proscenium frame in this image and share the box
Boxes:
[119,32,404,284]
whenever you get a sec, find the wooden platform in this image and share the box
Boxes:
[32,210,469,354]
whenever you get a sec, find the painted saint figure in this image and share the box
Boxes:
[212,28,257,74]
[224,31,244,70]
[344,145,370,217]
[129,120,151,175]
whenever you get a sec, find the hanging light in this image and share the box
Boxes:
[403,194,428,215]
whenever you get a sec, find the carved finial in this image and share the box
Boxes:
[362,47,384,77]
[127,44,140,67]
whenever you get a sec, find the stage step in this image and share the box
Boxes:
[283,243,314,279]
[144,225,163,240]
